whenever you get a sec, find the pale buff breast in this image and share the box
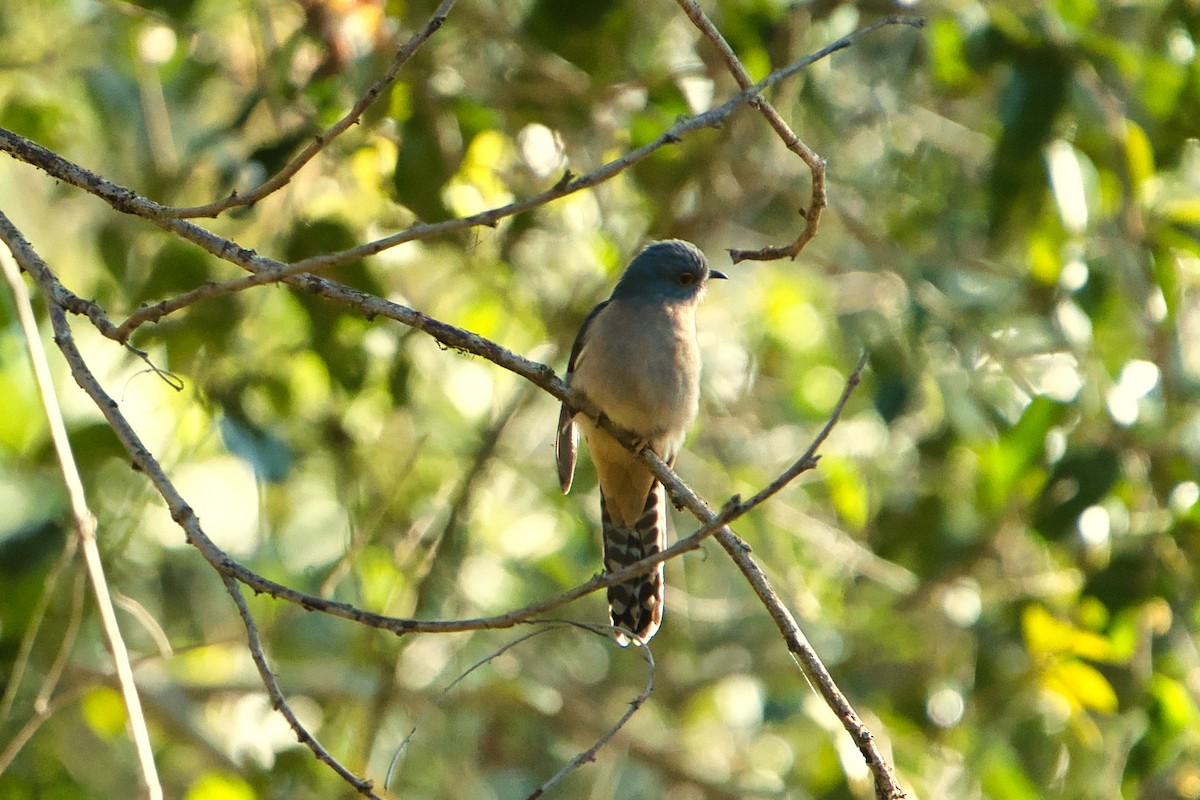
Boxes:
[569,299,701,448]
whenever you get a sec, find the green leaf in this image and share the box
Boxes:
[80,686,126,740]
[930,18,973,88]
[983,397,1066,511]
[184,773,256,800]
[1122,119,1155,195]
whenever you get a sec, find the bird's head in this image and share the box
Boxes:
[610,239,727,303]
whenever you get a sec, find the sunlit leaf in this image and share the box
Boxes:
[81,686,126,740]
[929,18,973,88]
[1022,603,1117,662]
[1151,674,1195,733]
[1044,659,1118,713]
[184,772,256,800]
[983,397,1065,511]
[1160,198,1200,225]
[823,457,870,531]
[1122,119,1155,195]
[1055,0,1097,28]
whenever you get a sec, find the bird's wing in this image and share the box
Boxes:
[556,300,609,494]
[555,403,577,494]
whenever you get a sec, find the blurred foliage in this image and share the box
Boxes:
[1,0,1199,798]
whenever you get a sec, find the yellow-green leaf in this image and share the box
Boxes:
[1046,659,1118,713]
[1122,119,1155,194]
[824,457,870,531]
[1022,603,1117,661]
[185,772,257,800]
[80,686,126,740]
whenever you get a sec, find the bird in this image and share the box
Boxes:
[555,239,726,646]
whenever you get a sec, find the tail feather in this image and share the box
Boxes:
[600,481,667,646]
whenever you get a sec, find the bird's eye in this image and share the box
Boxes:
[677,272,696,286]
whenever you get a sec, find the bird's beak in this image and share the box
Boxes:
[709,269,728,280]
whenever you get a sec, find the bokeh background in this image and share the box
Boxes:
[2,0,1199,797]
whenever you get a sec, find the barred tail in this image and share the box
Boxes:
[600,481,667,646]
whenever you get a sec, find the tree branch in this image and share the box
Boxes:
[0,17,918,343]
[0,217,163,800]
[0,12,922,796]
[673,8,923,264]
[161,0,458,219]
[222,574,381,799]
[631,379,906,798]
[525,624,655,799]
[676,0,825,263]
[8,215,862,645]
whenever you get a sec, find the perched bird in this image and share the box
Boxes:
[556,240,726,645]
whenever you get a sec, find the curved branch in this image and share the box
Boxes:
[676,0,827,263]
[673,5,923,264]
[630,387,906,798]
[222,575,381,798]
[525,624,655,799]
[1,220,163,800]
[0,15,919,796]
[161,0,457,219]
[0,16,919,343]
[7,214,860,646]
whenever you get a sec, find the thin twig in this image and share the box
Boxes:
[411,386,532,616]
[0,535,78,722]
[0,686,89,775]
[0,229,372,800]
[222,575,382,799]
[676,0,825,263]
[121,17,883,329]
[33,569,88,714]
[632,391,907,797]
[0,221,163,800]
[385,627,556,789]
[161,0,458,218]
[714,533,902,800]
[383,622,655,797]
[525,623,655,799]
[10,217,862,649]
[676,8,923,264]
[0,12,914,794]
[0,18,917,343]
[711,351,868,523]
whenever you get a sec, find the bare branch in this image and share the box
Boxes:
[714,533,905,800]
[0,217,163,800]
[0,687,89,775]
[675,0,824,263]
[0,12,916,794]
[7,194,867,655]
[526,623,655,799]
[386,627,557,788]
[222,574,382,799]
[626,375,907,798]
[410,387,533,615]
[384,622,653,797]
[669,7,923,264]
[711,351,869,522]
[12,177,900,800]
[0,538,78,722]
[161,0,458,218]
[33,570,87,715]
[0,18,917,342]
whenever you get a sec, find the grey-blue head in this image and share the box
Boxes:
[610,239,728,303]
